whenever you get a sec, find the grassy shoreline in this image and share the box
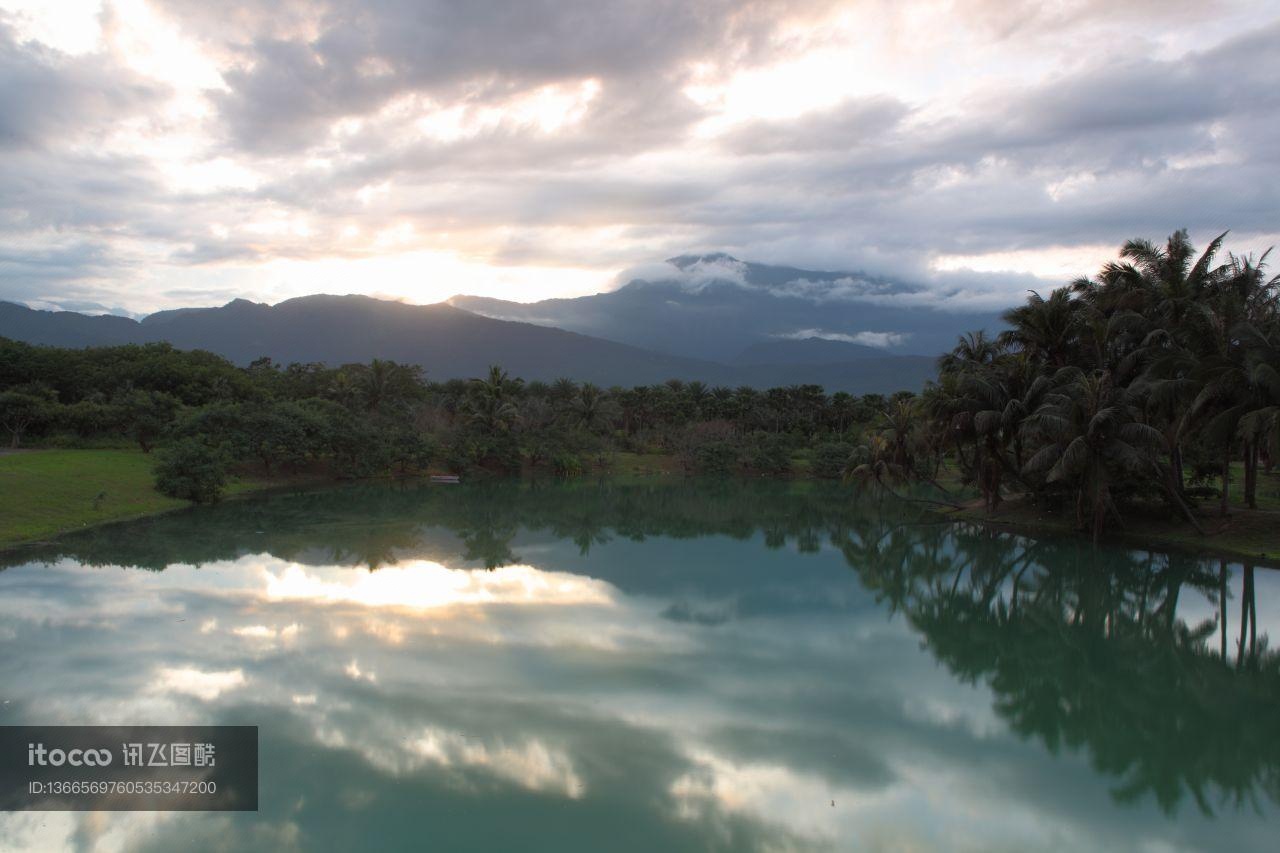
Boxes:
[3,448,1277,565]
[0,448,322,549]
[925,456,1280,564]
[941,497,1280,567]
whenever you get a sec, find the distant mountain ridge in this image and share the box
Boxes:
[0,296,939,393]
[0,253,1004,392]
[449,254,1003,362]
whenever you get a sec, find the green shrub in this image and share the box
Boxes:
[812,441,854,479]
[742,432,792,474]
[552,453,583,476]
[381,427,437,475]
[116,389,180,453]
[153,439,228,503]
[694,441,738,475]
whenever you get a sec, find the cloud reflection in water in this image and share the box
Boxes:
[0,480,1276,852]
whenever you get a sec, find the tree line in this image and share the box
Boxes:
[0,336,908,501]
[923,229,1279,537]
[2,228,1276,529]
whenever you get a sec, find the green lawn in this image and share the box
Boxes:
[1222,462,1280,511]
[0,449,268,548]
[609,451,683,476]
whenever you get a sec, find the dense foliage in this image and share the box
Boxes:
[153,439,229,503]
[925,230,1279,535]
[0,339,903,485]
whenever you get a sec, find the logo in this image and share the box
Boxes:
[27,743,113,767]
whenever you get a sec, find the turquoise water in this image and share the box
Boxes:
[0,479,1276,851]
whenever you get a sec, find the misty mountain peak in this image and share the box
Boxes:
[451,250,1000,363]
[665,252,743,269]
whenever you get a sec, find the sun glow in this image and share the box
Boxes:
[262,561,617,612]
[3,0,1276,314]
[239,249,610,307]
[0,0,103,54]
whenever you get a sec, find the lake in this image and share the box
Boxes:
[0,479,1276,851]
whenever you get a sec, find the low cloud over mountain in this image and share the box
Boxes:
[450,255,1002,362]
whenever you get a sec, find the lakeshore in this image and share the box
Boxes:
[4,447,1277,565]
[945,494,1280,566]
[0,448,318,548]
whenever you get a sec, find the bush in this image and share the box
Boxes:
[694,440,738,475]
[812,441,854,479]
[741,432,792,474]
[324,416,395,479]
[388,430,437,475]
[0,384,59,448]
[445,427,522,474]
[153,439,228,503]
[116,389,180,453]
[552,452,583,476]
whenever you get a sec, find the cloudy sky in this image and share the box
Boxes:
[1,0,1278,316]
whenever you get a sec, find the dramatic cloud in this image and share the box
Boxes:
[0,0,1277,314]
[0,21,160,150]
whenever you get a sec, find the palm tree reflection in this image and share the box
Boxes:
[7,478,1276,815]
[839,519,1278,816]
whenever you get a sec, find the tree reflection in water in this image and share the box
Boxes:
[4,477,1276,817]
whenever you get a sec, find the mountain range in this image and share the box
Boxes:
[0,255,1004,393]
[449,253,1001,361]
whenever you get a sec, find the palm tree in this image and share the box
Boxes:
[733,386,761,431]
[1022,369,1169,540]
[960,358,1056,511]
[549,377,578,412]
[707,385,736,423]
[829,391,857,433]
[466,366,522,433]
[933,333,1052,509]
[916,229,1277,536]
[568,383,619,432]
[684,380,709,416]
[1188,252,1280,511]
[999,288,1079,368]
[938,330,1004,375]
[630,385,657,434]
[357,359,422,414]
[843,435,902,488]
[1136,320,1206,492]
[1130,230,1227,332]
[878,398,918,472]
[1236,323,1280,481]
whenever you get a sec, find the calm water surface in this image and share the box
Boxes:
[0,479,1276,851]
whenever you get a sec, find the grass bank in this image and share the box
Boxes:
[940,464,1280,565]
[0,449,309,549]
[5,448,1277,564]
